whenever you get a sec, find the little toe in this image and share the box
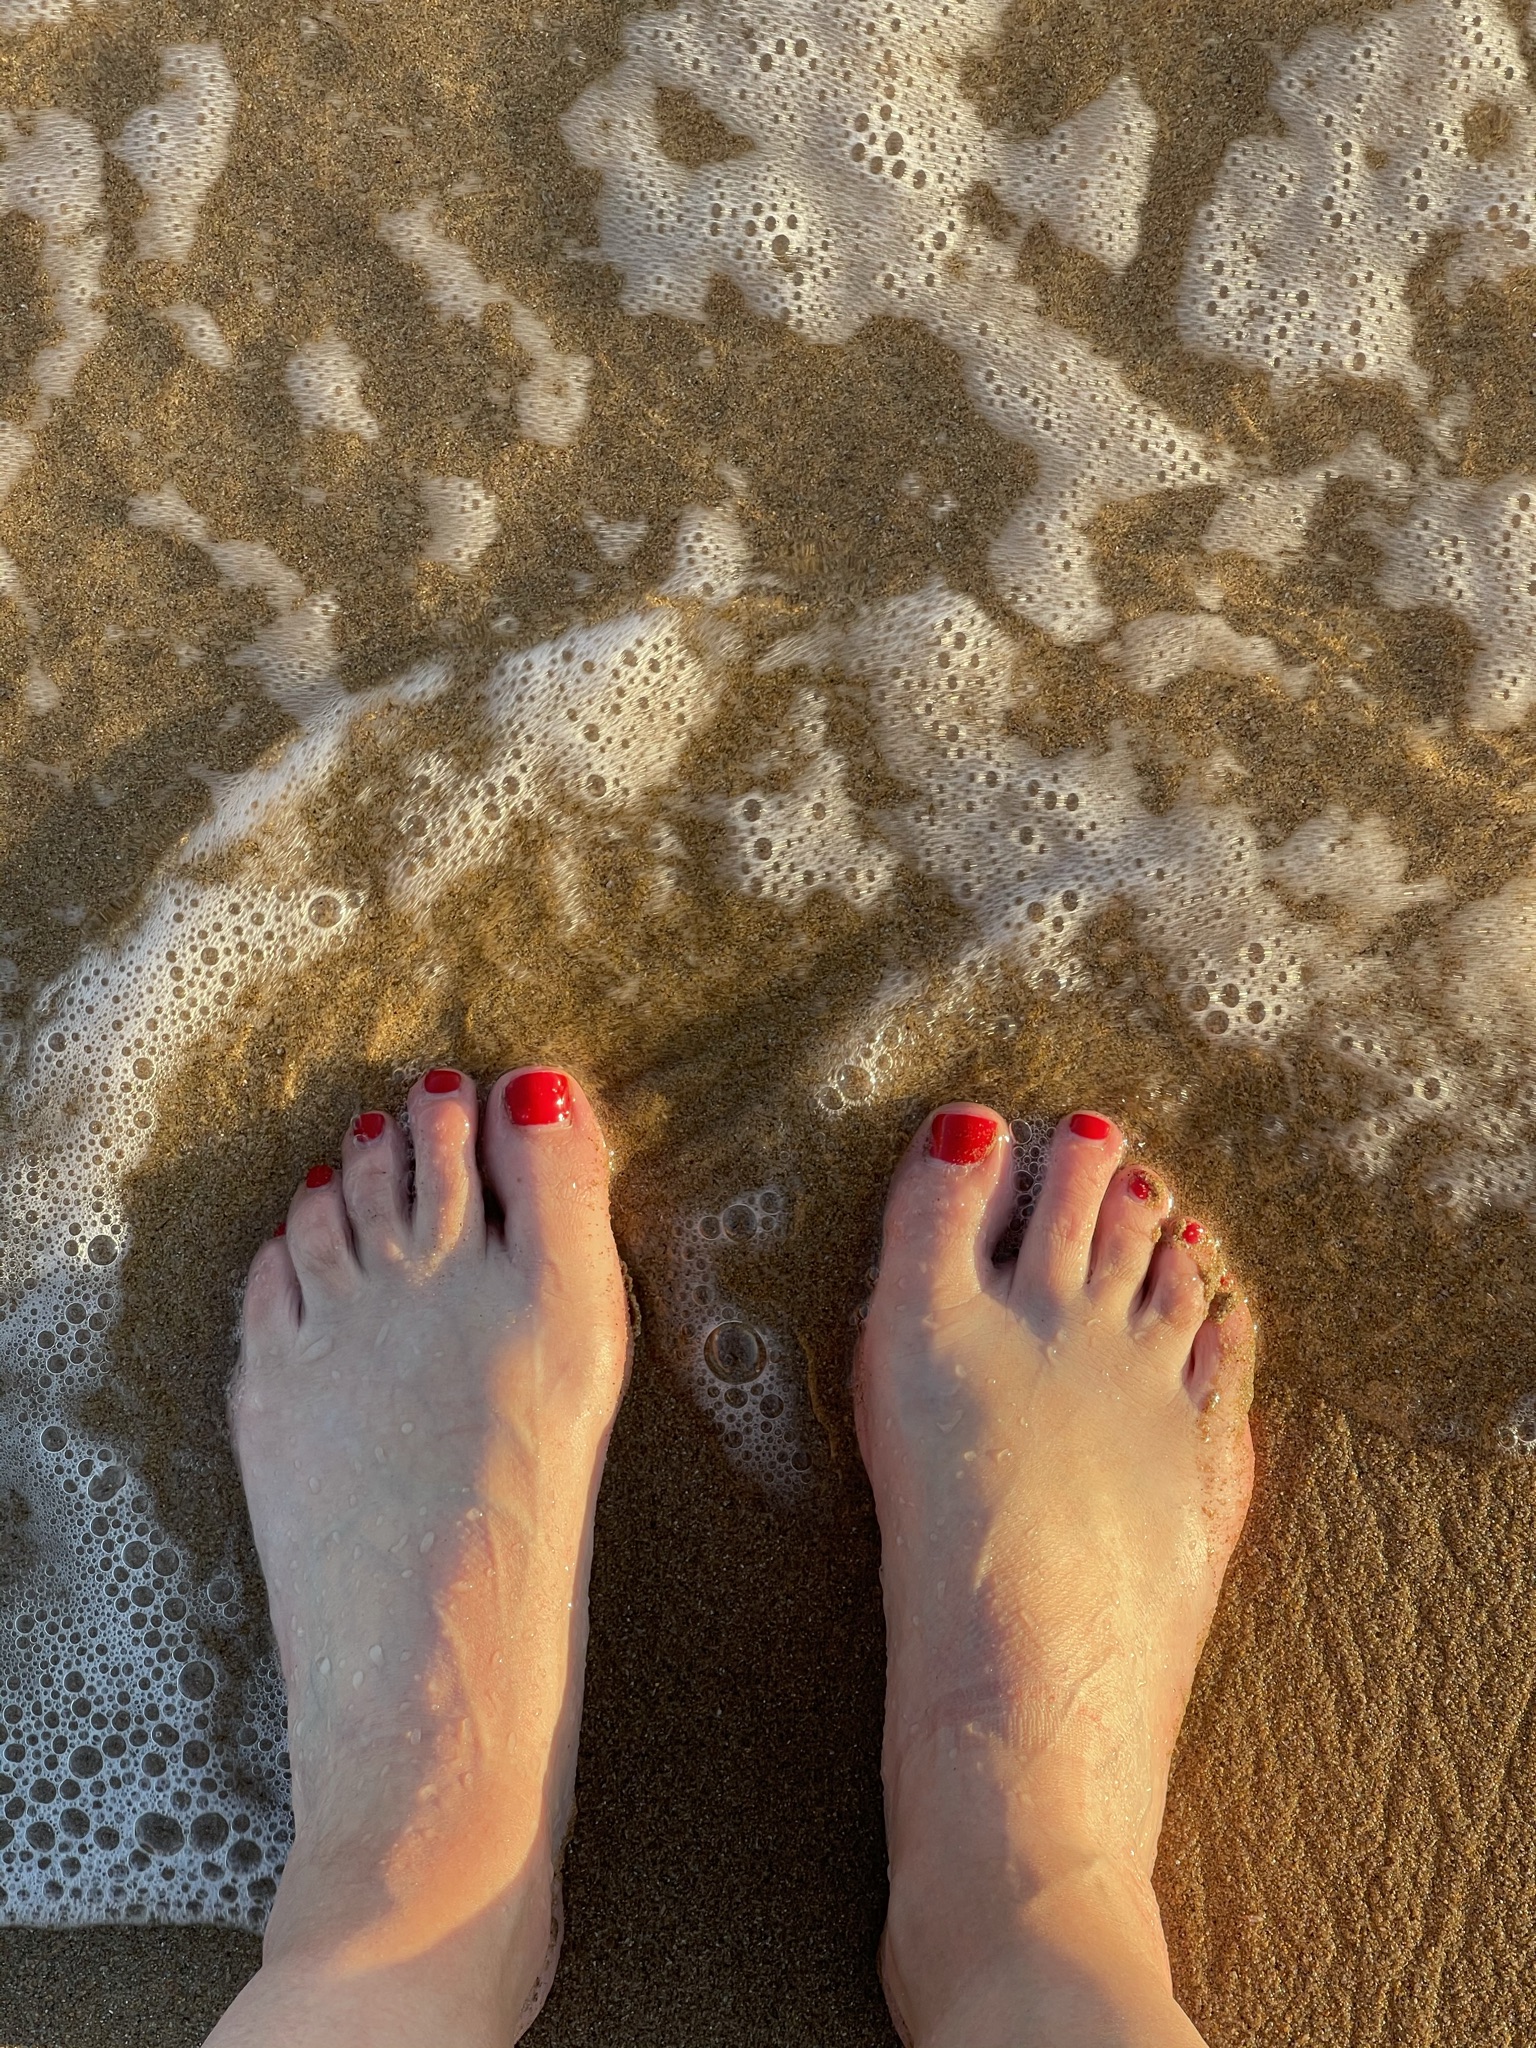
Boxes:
[872,1103,1016,1317]
[1011,1111,1125,1316]
[1131,1229,1212,1363]
[481,1067,626,1329]
[1186,1290,1257,1421]
[284,1161,361,1304]
[341,1109,410,1268]
[408,1067,485,1259]
[1086,1162,1172,1315]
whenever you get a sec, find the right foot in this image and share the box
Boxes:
[857,1107,1256,2048]
[208,1067,629,2048]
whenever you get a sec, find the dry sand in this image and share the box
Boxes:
[4,0,1536,2040]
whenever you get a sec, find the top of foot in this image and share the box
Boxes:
[857,1104,1255,2048]
[222,1066,628,2045]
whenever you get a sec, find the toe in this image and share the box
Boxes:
[239,1233,300,1354]
[1011,1111,1125,1315]
[1131,1229,1211,1362]
[1086,1162,1172,1316]
[481,1066,627,1338]
[408,1068,485,1260]
[872,1103,1016,1317]
[284,1161,361,1305]
[1187,1289,1256,1420]
[341,1109,410,1268]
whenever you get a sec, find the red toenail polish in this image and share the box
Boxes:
[929,1111,998,1165]
[305,1163,334,1189]
[1182,1219,1203,1246]
[353,1112,386,1143]
[1128,1170,1155,1201]
[273,1220,286,1237]
[508,1069,572,1126]
[423,1068,461,1095]
[1069,1112,1113,1142]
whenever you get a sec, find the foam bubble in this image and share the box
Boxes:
[127,485,339,721]
[418,476,499,571]
[282,330,379,441]
[562,5,1225,639]
[1180,0,1536,399]
[0,108,106,409]
[156,302,233,371]
[378,195,592,448]
[113,45,237,264]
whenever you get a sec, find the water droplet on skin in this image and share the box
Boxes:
[419,1532,434,1554]
[317,1658,330,1677]
[400,1422,414,1434]
[369,1645,383,1665]
[352,1671,364,1689]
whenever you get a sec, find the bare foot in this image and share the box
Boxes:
[857,1107,1255,2048]
[206,1066,629,2048]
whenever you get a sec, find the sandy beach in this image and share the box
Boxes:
[3,0,1536,2037]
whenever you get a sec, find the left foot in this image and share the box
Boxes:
[207,1066,629,2048]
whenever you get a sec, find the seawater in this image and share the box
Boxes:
[0,0,1535,1940]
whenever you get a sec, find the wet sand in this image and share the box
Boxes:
[3,0,1536,2038]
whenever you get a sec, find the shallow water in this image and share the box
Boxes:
[2,0,1536,2037]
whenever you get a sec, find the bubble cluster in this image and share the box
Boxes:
[128,485,340,722]
[562,1,1227,638]
[711,693,895,906]
[113,45,238,265]
[283,329,380,441]
[1368,476,1536,729]
[661,1186,814,1486]
[418,476,499,571]
[1180,0,1536,399]
[0,107,106,409]
[378,196,593,448]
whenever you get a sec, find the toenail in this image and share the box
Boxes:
[1181,1219,1203,1245]
[305,1164,334,1189]
[1127,1170,1155,1201]
[928,1111,998,1165]
[507,1069,573,1126]
[353,1112,386,1143]
[423,1068,461,1095]
[1069,1112,1113,1142]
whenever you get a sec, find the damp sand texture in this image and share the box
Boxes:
[2,0,1536,2040]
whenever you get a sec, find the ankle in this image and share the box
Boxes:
[884,1846,1202,2048]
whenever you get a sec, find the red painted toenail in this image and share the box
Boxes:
[508,1069,572,1126]
[1069,1112,1113,1141]
[1127,1170,1155,1201]
[1182,1219,1203,1246]
[353,1111,386,1143]
[423,1068,461,1095]
[305,1164,334,1189]
[273,1220,286,1237]
[929,1111,998,1165]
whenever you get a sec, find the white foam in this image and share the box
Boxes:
[282,330,379,441]
[157,303,233,371]
[0,108,106,411]
[378,196,593,448]
[0,0,89,35]
[1103,612,1315,699]
[418,476,498,571]
[1366,475,1536,728]
[1179,0,1536,400]
[127,486,339,721]
[562,5,1225,639]
[114,45,237,265]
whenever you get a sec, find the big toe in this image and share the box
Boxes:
[481,1068,627,1367]
[871,1103,1017,1319]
